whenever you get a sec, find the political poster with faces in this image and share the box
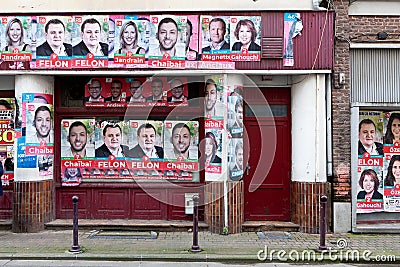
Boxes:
[200,15,231,61]
[34,16,73,69]
[185,15,199,62]
[204,75,225,120]
[229,16,261,61]
[0,16,34,61]
[356,164,384,213]
[148,15,187,69]
[0,120,14,186]
[163,120,199,180]
[72,15,109,68]
[166,77,189,106]
[114,16,147,67]
[60,119,95,186]
[228,138,244,181]
[204,128,223,177]
[382,148,400,212]
[84,77,128,108]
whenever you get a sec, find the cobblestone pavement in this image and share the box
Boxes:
[0,230,399,263]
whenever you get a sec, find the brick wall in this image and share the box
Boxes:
[332,0,400,202]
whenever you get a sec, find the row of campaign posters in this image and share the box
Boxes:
[357,111,400,213]
[61,119,200,186]
[0,14,263,70]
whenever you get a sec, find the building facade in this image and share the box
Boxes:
[333,0,400,233]
[0,1,335,234]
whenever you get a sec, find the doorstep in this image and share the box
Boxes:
[45,219,209,232]
[242,221,300,232]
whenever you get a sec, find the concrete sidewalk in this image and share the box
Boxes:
[0,229,399,263]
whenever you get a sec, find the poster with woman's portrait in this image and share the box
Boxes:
[383,111,400,146]
[185,15,199,61]
[229,16,261,61]
[228,138,244,181]
[382,152,400,212]
[356,165,384,213]
[204,129,222,176]
[34,16,73,69]
[0,16,34,69]
[114,16,147,67]
[0,16,34,57]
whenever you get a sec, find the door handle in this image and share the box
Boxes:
[246,165,251,175]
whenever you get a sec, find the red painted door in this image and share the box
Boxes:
[243,87,291,221]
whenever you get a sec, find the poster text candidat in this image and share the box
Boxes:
[356,157,384,213]
[34,16,73,69]
[113,16,147,68]
[72,15,109,68]
[164,120,199,181]
[147,15,187,69]
[0,16,34,63]
[229,16,261,62]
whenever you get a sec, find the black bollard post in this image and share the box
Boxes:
[318,195,328,252]
[69,196,81,253]
[190,194,201,252]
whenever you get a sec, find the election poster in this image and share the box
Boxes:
[0,16,34,61]
[113,15,147,68]
[34,16,73,69]
[72,15,109,68]
[163,120,199,181]
[228,138,244,181]
[147,15,187,69]
[229,16,261,61]
[0,120,14,186]
[204,127,223,176]
[356,164,384,213]
[283,13,303,67]
[204,75,225,120]
[200,15,231,61]
[84,77,127,108]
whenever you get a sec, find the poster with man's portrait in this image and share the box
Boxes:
[166,77,189,106]
[164,120,199,161]
[72,15,109,67]
[204,75,225,120]
[148,15,187,63]
[94,120,129,159]
[228,138,244,181]
[61,119,95,159]
[227,95,243,137]
[358,111,383,157]
[200,16,230,58]
[34,16,73,69]
[24,103,53,146]
[128,120,164,160]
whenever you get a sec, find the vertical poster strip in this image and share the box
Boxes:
[113,15,147,68]
[0,16,33,70]
[164,120,199,181]
[283,13,303,67]
[185,14,199,68]
[148,15,187,69]
[229,16,261,61]
[228,138,244,181]
[204,127,223,178]
[382,111,400,212]
[24,102,54,177]
[357,111,384,213]
[34,15,73,69]
[72,15,109,68]
[0,98,15,186]
[60,118,95,186]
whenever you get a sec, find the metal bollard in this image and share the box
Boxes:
[318,195,328,252]
[190,194,201,252]
[69,196,81,253]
